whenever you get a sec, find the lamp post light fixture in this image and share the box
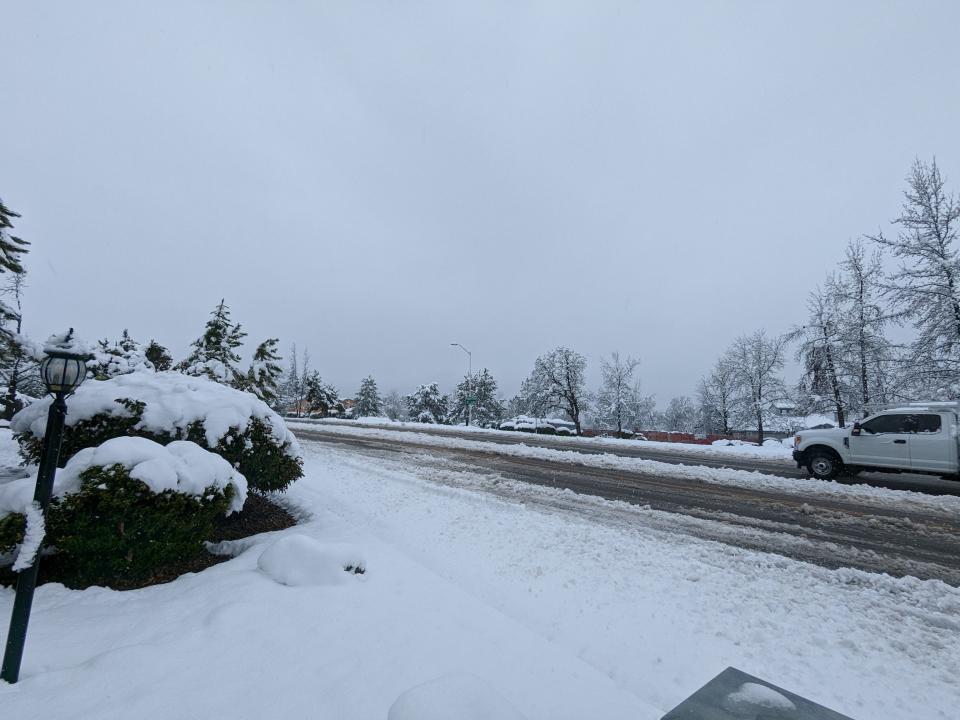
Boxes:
[450,342,472,427]
[1,336,89,684]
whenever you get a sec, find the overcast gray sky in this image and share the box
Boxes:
[4,1,960,402]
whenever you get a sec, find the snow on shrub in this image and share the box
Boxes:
[0,437,247,586]
[12,371,303,493]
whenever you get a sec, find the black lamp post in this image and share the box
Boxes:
[1,341,88,684]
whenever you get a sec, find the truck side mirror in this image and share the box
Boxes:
[851,422,861,436]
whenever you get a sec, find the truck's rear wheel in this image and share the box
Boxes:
[807,451,842,480]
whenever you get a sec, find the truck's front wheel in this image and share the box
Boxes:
[807,450,842,480]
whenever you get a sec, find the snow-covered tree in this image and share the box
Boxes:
[871,158,960,396]
[449,368,503,427]
[355,376,382,417]
[0,273,41,418]
[787,282,850,427]
[180,299,247,386]
[382,389,405,420]
[407,382,448,424]
[280,344,306,416]
[659,395,696,432]
[521,347,588,434]
[835,239,895,409]
[727,330,787,444]
[89,331,154,379]
[594,352,653,436]
[698,358,737,434]
[0,198,29,325]
[246,338,284,406]
[144,340,173,371]
[304,371,341,417]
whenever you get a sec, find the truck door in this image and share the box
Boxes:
[848,413,912,468]
[907,413,955,473]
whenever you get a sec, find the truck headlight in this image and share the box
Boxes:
[794,434,801,448]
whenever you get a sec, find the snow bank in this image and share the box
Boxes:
[257,534,365,586]
[388,674,527,720]
[295,417,795,461]
[0,437,247,519]
[12,371,300,458]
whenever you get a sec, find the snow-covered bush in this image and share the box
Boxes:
[12,372,303,493]
[1,437,246,586]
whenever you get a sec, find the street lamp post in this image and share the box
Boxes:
[450,343,472,427]
[1,336,88,684]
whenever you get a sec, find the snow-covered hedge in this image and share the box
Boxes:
[12,372,303,493]
[0,437,247,586]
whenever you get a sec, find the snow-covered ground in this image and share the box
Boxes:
[2,432,959,719]
[299,416,797,460]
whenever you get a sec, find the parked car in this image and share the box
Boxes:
[793,402,960,480]
[499,416,578,435]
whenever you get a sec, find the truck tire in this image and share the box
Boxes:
[807,450,842,480]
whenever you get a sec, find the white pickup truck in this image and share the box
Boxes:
[792,403,960,480]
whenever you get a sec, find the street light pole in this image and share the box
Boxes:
[1,335,88,684]
[450,343,472,427]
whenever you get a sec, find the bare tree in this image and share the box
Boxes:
[382,390,405,421]
[836,239,895,408]
[281,344,310,417]
[727,330,786,444]
[594,351,642,436]
[523,347,589,434]
[871,158,960,395]
[660,395,696,433]
[698,358,736,434]
[787,281,849,427]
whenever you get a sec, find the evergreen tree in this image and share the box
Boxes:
[247,338,284,406]
[449,368,503,427]
[0,198,29,324]
[145,340,173,371]
[407,383,449,424]
[304,370,341,416]
[89,331,153,379]
[0,273,41,418]
[180,299,247,386]
[355,376,382,417]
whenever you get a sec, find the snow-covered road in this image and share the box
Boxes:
[293,424,960,584]
[2,433,958,719]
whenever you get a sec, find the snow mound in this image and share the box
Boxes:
[59,437,247,513]
[388,674,527,720]
[257,535,365,587]
[723,682,796,713]
[11,371,300,458]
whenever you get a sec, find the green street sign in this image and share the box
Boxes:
[465,396,477,405]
